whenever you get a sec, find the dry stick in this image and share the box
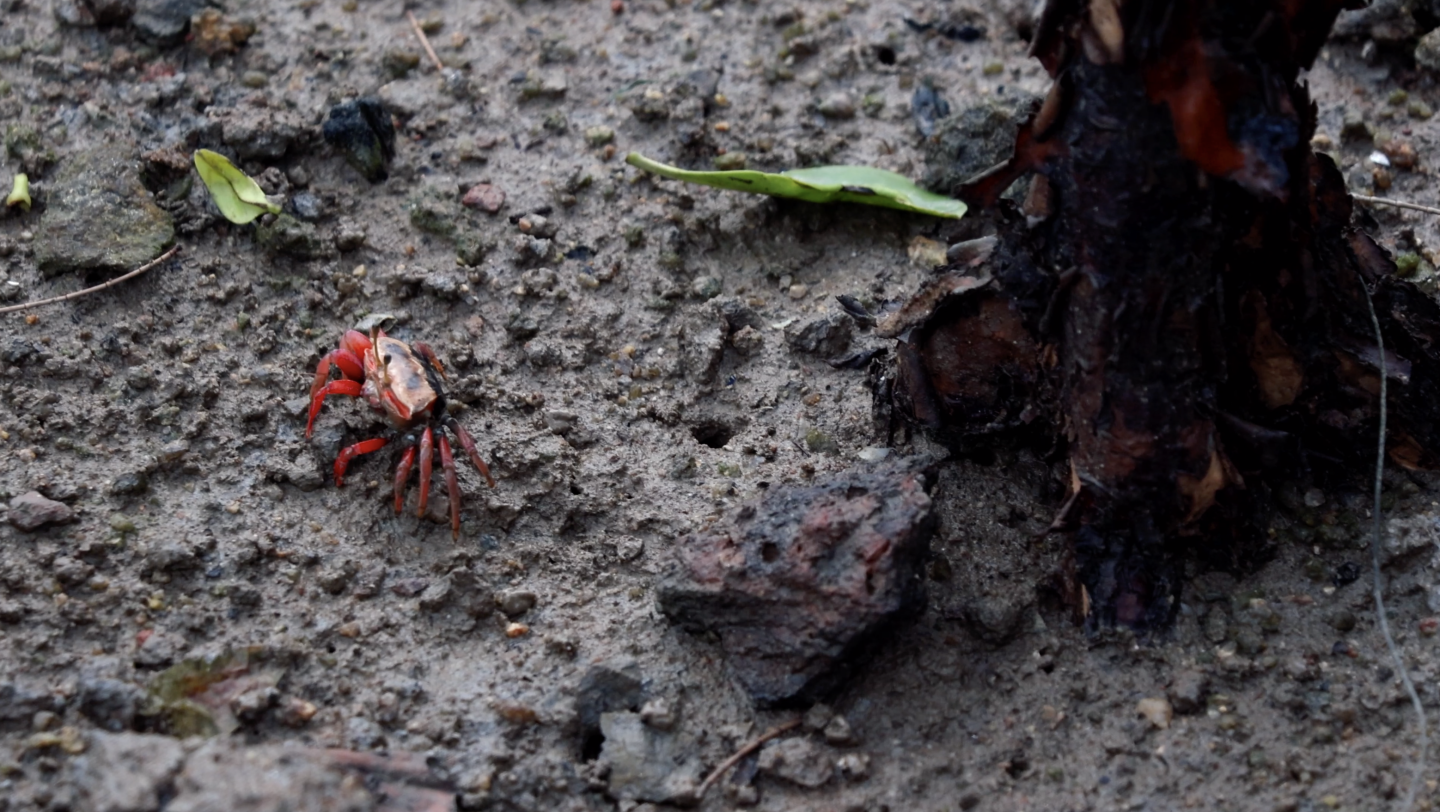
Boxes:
[0,245,181,316]
[1352,193,1440,218]
[1361,283,1428,812]
[695,718,802,800]
[406,11,444,72]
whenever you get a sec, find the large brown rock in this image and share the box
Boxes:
[657,465,934,705]
[35,141,174,277]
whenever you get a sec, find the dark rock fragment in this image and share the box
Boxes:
[0,682,61,731]
[256,213,332,259]
[921,95,1038,196]
[131,0,207,44]
[78,678,145,731]
[8,491,77,531]
[658,465,934,705]
[911,79,950,138]
[323,98,397,183]
[575,663,646,760]
[1167,670,1208,715]
[785,313,853,357]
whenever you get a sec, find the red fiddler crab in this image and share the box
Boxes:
[305,327,495,538]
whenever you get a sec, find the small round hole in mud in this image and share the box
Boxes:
[875,45,896,65]
[761,542,780,563]
[690,421,736,449]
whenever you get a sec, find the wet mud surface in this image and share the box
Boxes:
[4,0,1440,810]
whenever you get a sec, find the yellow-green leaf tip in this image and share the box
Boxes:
[193,149,283,225]
[5,174,29,212]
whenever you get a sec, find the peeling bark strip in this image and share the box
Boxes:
[894,0,1440,631]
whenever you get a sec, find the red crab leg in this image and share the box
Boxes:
[393,445,417,514]
[334,438,387,486]
[416,427,434,518]
[308,347,365,400]
[447,419,496,488]
[438,433,461,539]
[306,379,364,439]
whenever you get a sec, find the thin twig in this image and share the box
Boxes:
[0,245,181,316]
[406,11,444,72]
[1352,193,1440,218]
[1361,282,1428,812]
[695,718,802,800]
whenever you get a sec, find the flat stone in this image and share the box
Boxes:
[1383,515,1439,567]
[657,465,934,704]
[8,491,76,531]
[214,106,307,161]
[165,741,452,812]
[1167,670,1207,715]
[131,0,206,44]
[757,737,833,788]
[599,711,701,804]
[35,142,174,277]
[71,731,185,812]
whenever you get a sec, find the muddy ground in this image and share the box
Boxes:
[4,0,1440,810]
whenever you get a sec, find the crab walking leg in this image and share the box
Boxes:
[438,434,461,539]
[308,347,365,400]
[417,427,434,518]
[446,419,496,487]
[393,445,417,514]
[306,379,364,438]
[334,438,387,486]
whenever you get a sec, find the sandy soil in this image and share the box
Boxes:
[4,0,1440,810]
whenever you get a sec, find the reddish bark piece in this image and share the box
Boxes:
[461,183,505,213]
[902,0,1440,633]
[657,466,934,705]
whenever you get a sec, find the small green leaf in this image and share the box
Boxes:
[625,152,966,219]
[193,149,282,225]
[4,173,28,212]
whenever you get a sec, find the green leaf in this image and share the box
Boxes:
[5,173,29,212]
[625,152,966,219]
[193,149,282,225]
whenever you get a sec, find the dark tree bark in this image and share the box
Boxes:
[889,0,1440,632]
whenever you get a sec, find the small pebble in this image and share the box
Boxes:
[584,125,614,146]
[713,152,746,171]
[462,183,506,213]
[497,590,537,618]
[1136,697,1172,730]
[505,622,530,638]
[817,92,855,119]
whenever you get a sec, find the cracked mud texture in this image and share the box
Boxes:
[4,0,1440,810]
